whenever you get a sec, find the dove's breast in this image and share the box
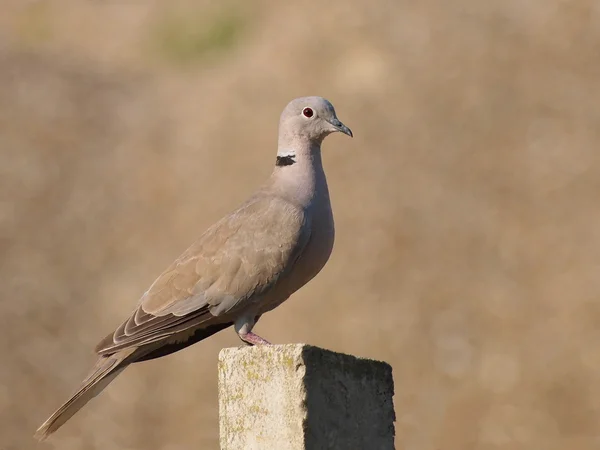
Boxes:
[298,187,335,284]
[260,158,335,313]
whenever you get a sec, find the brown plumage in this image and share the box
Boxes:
[35,96,352,440]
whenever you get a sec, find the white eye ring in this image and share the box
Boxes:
[302,107,314,118]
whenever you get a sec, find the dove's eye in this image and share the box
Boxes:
[302,107,314,118]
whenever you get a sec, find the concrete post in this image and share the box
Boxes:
[218,344,395,450]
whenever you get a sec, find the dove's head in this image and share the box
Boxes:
[278,97,352,147]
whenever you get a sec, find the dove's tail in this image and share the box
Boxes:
[34,348,135,441]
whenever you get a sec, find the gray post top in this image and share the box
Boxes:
[219,344,395,450]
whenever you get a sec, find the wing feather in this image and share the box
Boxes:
[95,194,309,355]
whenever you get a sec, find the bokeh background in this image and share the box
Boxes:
[2,1,600,449]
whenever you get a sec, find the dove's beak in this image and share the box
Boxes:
[329,118,353,138]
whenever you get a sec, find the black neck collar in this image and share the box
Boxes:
[276,154,296,166]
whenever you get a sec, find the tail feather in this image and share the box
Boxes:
[34,349,135,441]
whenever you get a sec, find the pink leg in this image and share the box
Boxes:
[239,331,271,346]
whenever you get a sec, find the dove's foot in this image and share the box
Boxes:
[239,331,271,346]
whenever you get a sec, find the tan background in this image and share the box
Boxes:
[2,1,600,449]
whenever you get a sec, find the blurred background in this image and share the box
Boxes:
[1,0,600,449]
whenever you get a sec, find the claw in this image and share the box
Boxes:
[238,331,271,346]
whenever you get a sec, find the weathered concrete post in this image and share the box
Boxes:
[218,344,395,450]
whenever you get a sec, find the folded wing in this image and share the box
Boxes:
[96,195,310,355]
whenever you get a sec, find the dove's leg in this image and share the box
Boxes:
[235,314,271,346]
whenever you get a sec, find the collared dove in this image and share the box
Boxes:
[34,96,352,440]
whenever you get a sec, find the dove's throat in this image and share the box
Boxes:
[271,143,330,209]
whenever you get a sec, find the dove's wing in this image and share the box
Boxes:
[95,194,310,355]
